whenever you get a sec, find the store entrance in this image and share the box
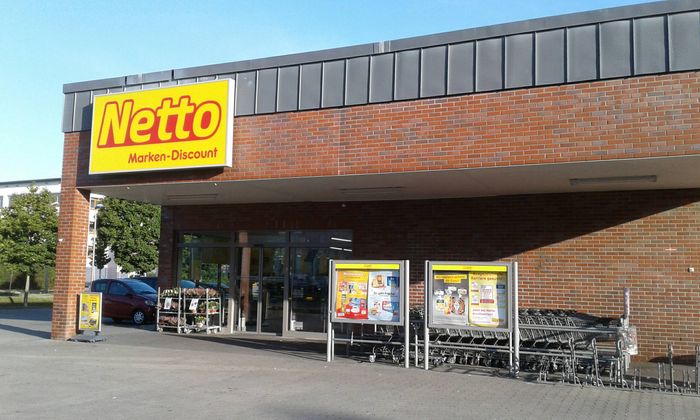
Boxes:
[236,246,286,334]
[177,230,352,336]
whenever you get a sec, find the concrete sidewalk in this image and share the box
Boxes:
[0,308,698,420]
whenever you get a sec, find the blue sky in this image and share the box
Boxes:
[0,0,652,181]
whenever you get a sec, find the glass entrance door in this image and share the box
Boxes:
[236,247,260,332]
[261,248,285,334]
[288,247,352,335]
[235,246,286,334]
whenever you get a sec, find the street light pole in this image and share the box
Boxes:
[91,203,104,284]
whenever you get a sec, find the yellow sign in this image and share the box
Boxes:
[436,274,466,284]
[89,80,234,174]
[468,272,507,328]
[335,263,400,270]
[78,292,102,331]
[432,264,507,272]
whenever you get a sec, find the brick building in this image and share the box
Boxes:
[55,1,700,360]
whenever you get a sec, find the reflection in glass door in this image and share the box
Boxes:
[236,247,260,332]
[261,248,286,334]
[235,246,286,334]
[289,247,351,334]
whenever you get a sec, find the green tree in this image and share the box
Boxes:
[0,186,58,305]
[95,197,160,275]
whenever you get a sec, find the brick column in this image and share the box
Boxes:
[51,132,90,340]
[157,206,175,288]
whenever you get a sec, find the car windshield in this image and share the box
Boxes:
[179,280,196,288]
[123,280,156,295]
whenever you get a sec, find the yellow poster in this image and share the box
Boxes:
[432,273,469,326]
[335,270,369,320]
[334,264,401,323]
[78,292,102,331]
[468,272,507,328]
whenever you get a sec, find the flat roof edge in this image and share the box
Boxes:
[387,0,700,50]
[0,177,62,187]
[62,0,698,93]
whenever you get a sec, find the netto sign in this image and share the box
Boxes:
[89,80,234,174]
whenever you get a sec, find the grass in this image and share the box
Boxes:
[0,291,53,307]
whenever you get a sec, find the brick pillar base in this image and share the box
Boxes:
[51,133,90,340]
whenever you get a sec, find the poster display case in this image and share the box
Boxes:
[427,262,514,332]
[327,260,410,368]
[330,261,406,326]
[424,261,518,373]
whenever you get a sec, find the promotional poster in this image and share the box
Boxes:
[429,263,509,330]
[78,292,102,331]
[431,273,469,326]
[468,272,508,328]
[334,263,401,323]
[366,271,400,323]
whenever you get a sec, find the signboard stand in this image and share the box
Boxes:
[326,260,410,368]
[70,292,105,343]
[423,261,518,374]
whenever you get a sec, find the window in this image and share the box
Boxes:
[123,280,155,294]
[108,281,129,296]
[236,231,287,245]
[179,232,232,245]
[90,197,103,210]
[92,280,108,293]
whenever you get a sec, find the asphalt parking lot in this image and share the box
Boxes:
[1,308,699,420]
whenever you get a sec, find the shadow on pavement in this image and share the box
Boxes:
[0,323,51,339]
[0,308,52,339]
[0,307,52,321]
[177,335,330,362]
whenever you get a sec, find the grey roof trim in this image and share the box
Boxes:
[174,43,376,79]
[63,76,126,94]
[63,1,696,93]
[387,0,699,51]
[0,177,61,187]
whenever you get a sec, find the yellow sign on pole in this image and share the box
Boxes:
[89,80,234,174]
[78,292,102,332]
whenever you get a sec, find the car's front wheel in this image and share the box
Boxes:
[132,310,146,325]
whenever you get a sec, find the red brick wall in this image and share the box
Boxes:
[75,71,700,188]
[57,70,700,356]
[52,132,90,340]
[159,189,700,360]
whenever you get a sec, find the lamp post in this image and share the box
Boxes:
[91,203,104,284]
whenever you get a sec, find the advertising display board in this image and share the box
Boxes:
[427,262,513,332]
[78,292,102,332]
[89,79,234,174]
[330,261,406,326]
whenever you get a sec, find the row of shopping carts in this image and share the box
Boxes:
[341,308,626,381]
[334,307,699,395]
